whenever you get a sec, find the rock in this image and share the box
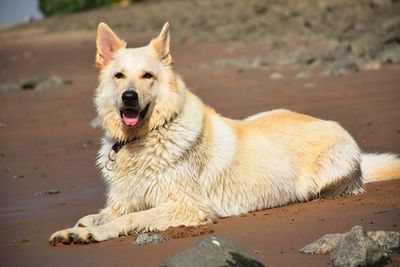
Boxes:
[160,236,265,267]
[301,226,399,266]
[0,76,72,93]
[300,234,343,255]
[294,52,318,65]
[381,16,400,31]
[381,46,400,64]
[90,116,102,128]
[20,238,30,244]
[134,233,168,245]
[304,82,315,88]
[369,0,393,8]
[214,56,267,70]
[324,59,359,76]
[362,62,381,71]
[0,83,20,93]
[34,189,60,196]
[330,226,389,267]
[295,71,309,79]
[301,229,400,255]
[21,75,72,91]
[350,34,382,58]
[367,231,400,254]
[269,72,284,79]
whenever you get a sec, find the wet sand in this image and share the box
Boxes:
[0,31,399,267]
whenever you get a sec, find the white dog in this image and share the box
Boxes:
[49,22,400,245]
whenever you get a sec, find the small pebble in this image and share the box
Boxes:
[134,233,169,245]
[304,82,315,88]
[34,189,60,196]
[269,72,284,79]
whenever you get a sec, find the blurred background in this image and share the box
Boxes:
[0,0,42,26]
[1,0,400,76]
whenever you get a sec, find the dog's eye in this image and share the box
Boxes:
[114,72,125,79]
[142,72,153,79]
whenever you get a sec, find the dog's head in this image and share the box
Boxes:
[94,22,185,141]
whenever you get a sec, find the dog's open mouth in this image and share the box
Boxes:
[120,103,150,127]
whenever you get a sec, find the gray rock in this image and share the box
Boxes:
[381,46,400,64]
[324,59,359,76]
[34,189,60,196]
[295,71,310,80]
[0,75,71,93]
[300,234,343,255]
[134,233,168,245]
[301,228,400,257]
[350,34,382,58]
[367,231,400,254]
[214,56,267,70]
[21,75,72,91]
[0,83,20,92]
[160,235,265,267]
[304,82,315,88]
[269,72,284,80]
[330,226,389,267]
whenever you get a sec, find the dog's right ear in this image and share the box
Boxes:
[96,23,126,68]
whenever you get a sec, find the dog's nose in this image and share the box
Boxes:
[122,90,138,106]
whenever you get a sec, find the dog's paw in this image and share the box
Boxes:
[49,227,99,246]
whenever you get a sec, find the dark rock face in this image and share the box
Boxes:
[160,236,265,267]
[330,226,388,267]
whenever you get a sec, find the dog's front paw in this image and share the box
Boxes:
[49,227,99,246]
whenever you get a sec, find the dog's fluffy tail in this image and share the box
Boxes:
[361,153,400,183]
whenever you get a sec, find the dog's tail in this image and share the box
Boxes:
[361,153,400,183]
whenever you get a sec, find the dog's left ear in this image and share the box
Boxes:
[150,22,172,65]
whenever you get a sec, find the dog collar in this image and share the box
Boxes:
[112,138,138,153]
[111,112,179,154]
[112,141,125,153]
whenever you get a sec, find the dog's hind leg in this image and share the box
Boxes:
[316,137,364,198]
[49,201,214,245]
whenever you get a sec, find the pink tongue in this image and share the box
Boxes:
[123,115,139,126]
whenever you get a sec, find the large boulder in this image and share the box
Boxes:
[300,226,400,256]
[330,226,389,267]
[160,235,265,267]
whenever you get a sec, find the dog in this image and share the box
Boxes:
[49,22,400,245]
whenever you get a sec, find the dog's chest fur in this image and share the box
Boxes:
[97,94,209,215]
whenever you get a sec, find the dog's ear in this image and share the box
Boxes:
[150,22,172,65]
[96,23,126,68]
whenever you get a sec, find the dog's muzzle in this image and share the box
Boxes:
[120,90,150,127]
